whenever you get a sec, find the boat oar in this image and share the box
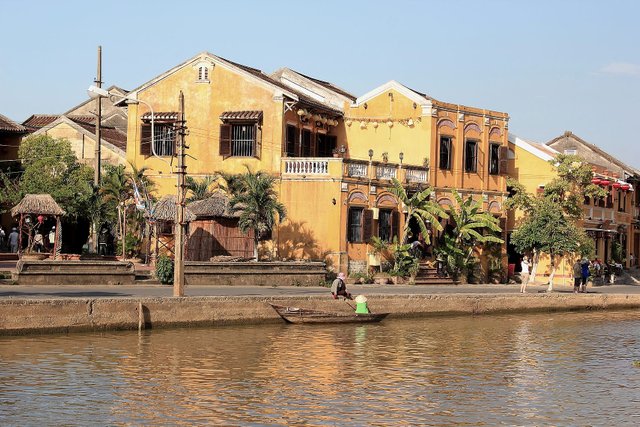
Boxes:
[343,299,356,311]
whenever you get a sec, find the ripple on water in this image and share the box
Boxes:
[1,310,640,426]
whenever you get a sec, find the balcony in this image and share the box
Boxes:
[281,157,429,184]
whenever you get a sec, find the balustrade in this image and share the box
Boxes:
[376,165,397,180]
[283,158,329,175]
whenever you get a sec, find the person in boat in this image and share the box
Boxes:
[331,272,352,300]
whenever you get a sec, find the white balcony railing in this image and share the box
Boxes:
[284,158,329,175]
[347,163,368,178]
[405,168,428,183]
[376,165,397,180]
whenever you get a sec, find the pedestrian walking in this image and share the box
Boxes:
[519,256,530,293]
[580,258,590,293]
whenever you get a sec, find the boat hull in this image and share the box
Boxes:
[269,304,389,324]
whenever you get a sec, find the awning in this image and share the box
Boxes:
[141,112,178,121]
[219,110,263,121]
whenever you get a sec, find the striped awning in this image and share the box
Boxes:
[141,112,178,121]
[219,110,263,121]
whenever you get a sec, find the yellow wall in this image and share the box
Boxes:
[126,60,285,196]
[346,89,430,166]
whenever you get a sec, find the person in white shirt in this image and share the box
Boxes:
[520,256,530,293]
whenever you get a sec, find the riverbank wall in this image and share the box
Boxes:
[2,293,640,335]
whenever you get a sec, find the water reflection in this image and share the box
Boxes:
[2,311,640,425]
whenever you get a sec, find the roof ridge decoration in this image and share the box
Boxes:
[353,80,433,108]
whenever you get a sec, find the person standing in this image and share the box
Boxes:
[519,256,530,293]
[580,258,591,293]
[0,226,5,251]
[48,226,56,251]
[572,259,582,294]
[8,227,19,253]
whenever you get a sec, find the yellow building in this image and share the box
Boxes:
[124,52,510,274]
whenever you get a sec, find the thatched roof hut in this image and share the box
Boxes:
[187,193,240,219]
[149,194,196,222]
[11,194,66,217]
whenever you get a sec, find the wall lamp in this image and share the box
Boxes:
[368,149,374,161]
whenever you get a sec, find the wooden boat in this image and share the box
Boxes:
[269,303,389,324]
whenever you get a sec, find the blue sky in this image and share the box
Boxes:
[1,0,638,166]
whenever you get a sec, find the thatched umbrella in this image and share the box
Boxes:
[11,194,65,259]
[147,194,195,262]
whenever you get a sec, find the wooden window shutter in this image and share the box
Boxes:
[391,210,400,241]
[253,124,262,159]
[499,145,509,175]
[219,124,232,159]
[363,209,373,242]
[140,123,151,156]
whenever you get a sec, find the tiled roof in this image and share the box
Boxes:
[219,111,263,121]
[290,70,356,101]
[217,56,343,115]
[23,114,95,130]
[0,113,27,132]
[74,122,126,151]
[141,112,178,121]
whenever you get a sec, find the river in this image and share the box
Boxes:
[1,310,640,426]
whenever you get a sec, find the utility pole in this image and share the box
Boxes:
[173,91,187,297]
[93,45,102,186]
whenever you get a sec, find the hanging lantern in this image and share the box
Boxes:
[407,118,414,126]
[621,184,630,191]
[360,121,366,129]
[387,120,394,128]
[346,119,352,127]
[372,121,379,128]
[297,109,307,116]
[612,182,621,189]
[599,179,610,186]
[591,178,601,185]
[37,214,45,224]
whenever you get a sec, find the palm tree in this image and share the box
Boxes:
[229,168,286,260]
[99,165,131,256]
[389,178,447,244]
[185,175,217,202]
[440,189,504,280]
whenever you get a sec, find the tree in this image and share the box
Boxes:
[437,189,504,281]
[389,178,447,244]
[228,168,286,260]
[510,197,590,291]
[506,154,603,287]
[14,135,94,219]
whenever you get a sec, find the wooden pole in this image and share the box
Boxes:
[93,45,102,186]
[173,91,186,297]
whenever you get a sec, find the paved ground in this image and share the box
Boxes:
[1,282,640,299]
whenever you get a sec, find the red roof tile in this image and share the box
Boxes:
[0,113,27,132]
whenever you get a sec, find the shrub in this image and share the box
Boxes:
[155,255,174,285]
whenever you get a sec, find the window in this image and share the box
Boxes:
[618,190,627,212]
[378,209,392,242]
[285,125,297,157]
[348,207,364,243]
[141,123,175,157]
[301,129,312,157]
[316,133,337,157]
[464,140,478,173]
[489,143,500,175]
[439,136,452,170]
[198,66,209,82]
[220,123,261,158]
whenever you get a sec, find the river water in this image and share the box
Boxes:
[1,310,640,426]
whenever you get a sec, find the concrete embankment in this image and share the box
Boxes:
[2,293,640,336]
